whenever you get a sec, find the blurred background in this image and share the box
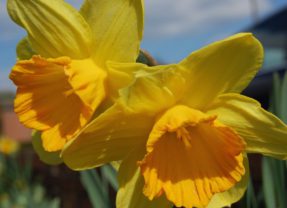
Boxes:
[1,0,287,207]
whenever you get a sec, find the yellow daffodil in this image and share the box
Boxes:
[62,33,287,208]
[0,137,20,155]
[8,0,143,152]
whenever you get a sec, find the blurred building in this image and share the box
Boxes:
[250,6,287,71]
[0,92,31,142]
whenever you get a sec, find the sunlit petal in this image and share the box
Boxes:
[179,33,263,110]
[62,102,153,170]
[207,93,287,159]
[80,0,144,65]
[8,0,92,58]
[111,63,185,114]
[139,105,245,208]
[10,56,106,151]
[207,155,249,208]
[117,147,171,208]
[106,62,147,100]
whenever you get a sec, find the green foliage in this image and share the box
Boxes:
[0,152,60,208]
[16,37,35,60]
[80,164,118,208]
[262,72,287,208]
[31,131,62,165]
[239,71,287,208]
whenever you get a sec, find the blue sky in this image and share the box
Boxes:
[1,0,287,91]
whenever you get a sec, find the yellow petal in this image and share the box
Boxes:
[109,34,262,113]
[17,37,35,60]
[8,0,92,58]
[139,105,245,208]
[207,93,287,159]
[65,59,107,110]
[117,147,172,208]
[179,33,263,109]
[80,0,144,65]
[113,63,185,114]
[62,102,153,170]
[32,131,62,165]
[107,61,165,101]
[10,56,106,151]
[207,155,249,208]
[105,62,145,100]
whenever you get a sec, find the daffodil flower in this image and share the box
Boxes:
[62,33,287,208]
[8,0,143,152]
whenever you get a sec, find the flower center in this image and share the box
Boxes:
[176,127,193,147]
[139,105,245,208]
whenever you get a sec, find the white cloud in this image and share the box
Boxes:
[144,0,273,38]
[0,0,274,41]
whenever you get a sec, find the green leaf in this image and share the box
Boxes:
[80,165,118,208]
[262,71,287,208]
[262,157,287,208]
[246,177,258,208]
[280,72,287,123]
[270,73,281,114]
[101,164,118,190]
[32,131,62,165]
[262,157,277,208]
[16,37,35,60]
[80,169,110,208]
